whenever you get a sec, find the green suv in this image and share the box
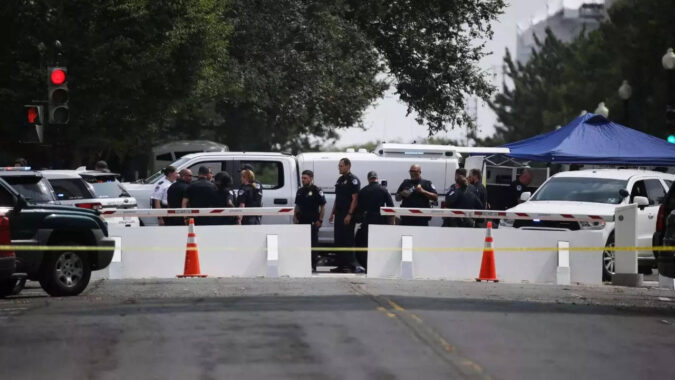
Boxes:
[0,176,114,297]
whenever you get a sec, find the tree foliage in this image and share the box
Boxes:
[490,0,675,144]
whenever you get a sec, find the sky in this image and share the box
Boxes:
[337,0,551,147]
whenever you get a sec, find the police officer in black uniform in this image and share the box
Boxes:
[166,168,192,226]
[468,168,488,227]
[294,170,326,271]
[444,175,483,227]
[504,168,533,210]
[213,171,238,225]
[355,171,394,268]
[182,166,218,225]
[238,169,263,225]
[329,157,364,273]
[396,164,438,226]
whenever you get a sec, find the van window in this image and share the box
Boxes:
[645,179,666,205]
[49,178,95,200]
[155,153,173,161]
[240,161,283,189]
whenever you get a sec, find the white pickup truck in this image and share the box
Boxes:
[124,144,506,243]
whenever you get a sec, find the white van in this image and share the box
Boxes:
[151,140,228,172]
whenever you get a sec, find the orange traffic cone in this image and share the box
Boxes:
[476,221,498,282]
[177,218,207,278]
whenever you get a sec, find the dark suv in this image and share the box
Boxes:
[654,184,675,276]
[0,177,114,297]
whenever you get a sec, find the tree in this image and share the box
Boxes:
[490,0,675,143]
[0,0,232,169]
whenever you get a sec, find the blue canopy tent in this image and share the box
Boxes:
[503,113,675,166]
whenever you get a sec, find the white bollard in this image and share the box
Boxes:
[401,235,413,280]
[556,241,571,285]
[613,204,643,287]
[266,234,279,278]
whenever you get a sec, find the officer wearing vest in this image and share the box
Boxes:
[355,171,394,268]
[395,164,438,226]
[238,169,263,225]
[504,168,533,210]
[151,166,177,225]
[165,168,192,226]
[294,170,326,271]
[182,166,218,225]
[329,157,364,273]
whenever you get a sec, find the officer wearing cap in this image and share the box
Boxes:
[152,166,178,225]
[238,169,263,225]
[355,171,394,268]
[294,170,326,271]
[443,175,483,227]
[395,164,438,226]
[329,157,363,273]
[165,168,192,226]
[182,166,218,225]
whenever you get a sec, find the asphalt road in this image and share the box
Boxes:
[1,278,675,379]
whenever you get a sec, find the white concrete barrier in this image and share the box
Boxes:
[366,225,605,284]
[99,224,311,279]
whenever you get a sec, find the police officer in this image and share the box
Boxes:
[182,166,218,225]
[152,166,178,225]
[238,169,263,225]
[165,168,192,226]
[395,164,438,226]
[241,163,263,194]
[213,171,238,225]
[468,168,488,227]
[504,168,533,210]
[329,158,363,273]
[294,170,326,271]
[444,175,483,227]
[355,171,394,268]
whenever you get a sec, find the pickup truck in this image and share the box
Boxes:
[0,177,115,297]
[124,146,464,243]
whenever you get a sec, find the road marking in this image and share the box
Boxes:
[349,281,490,379]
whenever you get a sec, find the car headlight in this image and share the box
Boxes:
[579,220,606,230]
[500,218,515,227]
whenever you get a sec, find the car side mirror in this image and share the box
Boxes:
[13,194,27,214]
[633,196,649,208]
[520,192,531,202]
[619,189,629,198]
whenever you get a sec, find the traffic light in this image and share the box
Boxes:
[21,105,45,143]
[47,66,69,124]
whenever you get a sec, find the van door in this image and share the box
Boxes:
[234,159,293,224]
[630,179,662,250]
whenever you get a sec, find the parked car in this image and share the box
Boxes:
[77,170,140,227]
[0,177,114,296]
[0,207,17,297]
[41,170,139,227]
[501,169,675,280]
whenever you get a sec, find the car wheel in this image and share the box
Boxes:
[602,234,615,282]
[0,279,15,298]
[39,245,91,297]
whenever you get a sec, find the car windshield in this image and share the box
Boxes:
[144,156,191,184]
[2,176,54,203]
[48,178,95,200]
[532,177,627,204]
[90,181,131,198]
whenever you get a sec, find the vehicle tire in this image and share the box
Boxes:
[602,234,615,282]
[39,244,91,297]
[0,279,15,298]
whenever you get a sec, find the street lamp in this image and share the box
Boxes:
[618,80,632,124]
[594,102,609,118]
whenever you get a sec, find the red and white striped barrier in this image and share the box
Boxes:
[100,207,295,218]
[379,207,614,222]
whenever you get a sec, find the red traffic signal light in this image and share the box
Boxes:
[50,68,66,85]
[27,106,38,123]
